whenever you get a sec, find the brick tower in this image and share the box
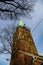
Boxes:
[10,26,43,65]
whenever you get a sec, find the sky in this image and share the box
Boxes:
[0,54,10,65]
[0,0,43,65]
[22,0,43,55]
[0,0,43,54]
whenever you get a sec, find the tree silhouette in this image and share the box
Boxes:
[0,0,36,19]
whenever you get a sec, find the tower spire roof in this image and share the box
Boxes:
[19,19,25,27]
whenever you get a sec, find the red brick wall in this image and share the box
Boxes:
[10,26,39,65]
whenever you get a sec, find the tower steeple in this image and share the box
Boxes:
[19,19,25,27]
[10,26,38,65]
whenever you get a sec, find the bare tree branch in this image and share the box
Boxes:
[0,23,16,54]
[0,0,36,19]
[0,0,14,2]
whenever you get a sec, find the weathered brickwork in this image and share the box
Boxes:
[10,26,43,65]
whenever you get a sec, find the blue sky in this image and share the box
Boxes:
[0,0,43,65]
[0,0,43,55]
[22,0,43,55]
[0,54,10,65]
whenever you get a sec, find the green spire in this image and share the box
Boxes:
[19,19,25,27]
